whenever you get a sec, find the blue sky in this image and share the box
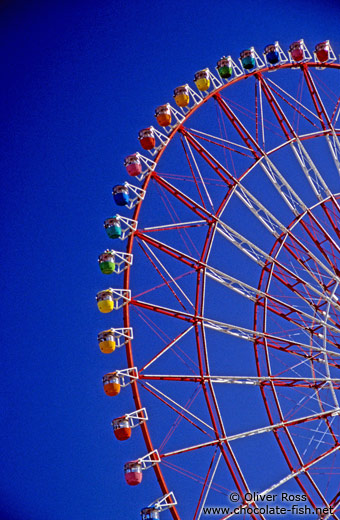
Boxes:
[1,1,340,519]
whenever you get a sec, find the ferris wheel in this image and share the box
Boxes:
[96,39,340,520]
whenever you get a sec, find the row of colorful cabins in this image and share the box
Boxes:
[134,40,333,150]
[90,42,337,205]
[95,183,153,498]
[95,278,163,513]
[108,41,337,178]
[96,334,165,516]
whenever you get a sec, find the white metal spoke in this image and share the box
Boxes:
[326,133,340,176]
[142,381,215,433]
[137,230,340,336]
[266,77,323,122]
[260,154,308,215]
[161,409,340,458]
[259,74,340,199]
[223,444,340,519]
[182,129,340,283]
[196,450,222,520]
[183,134,215,210]
[321,282,340,408]
[141,374,340,389]
[143,220,206,232]
[187,127,252,152]
[152,172,335,300]
[257,445,340,501]
[234,178,340,282]
[258,77,265,149]
[215,219,340,305]
[133,299,340,362]
[140,325,195,372]
[205,267,340,336]
[203,318,338,360]
[291,139,333,201]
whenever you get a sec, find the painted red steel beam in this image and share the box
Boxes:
[138,327,195,374]
[257,221,340,381]
[135,230,340,341]
[179,127,237,187]
[153,172,340,320]
[179,125,340,289]
[136,182,274,517]
[222,444,340,520]
[140,383,210,436]
[329,491,340,514]
[123,169,180,520]
[194,203,263,520]
[193,451,218,520]
[193,225,256,513]
[259,224,340,371]
[302,63,332,130]
[152,173,214,221]
[213,93,263,160]
[299,215,340,276]
[159,410,340,458]
[256,71,295,139]
[215,88,340,276]
[258,201,340,330]
[179,134,207,209]
[266,81,320,129]
[331,96,340,123]
[186,129,254,158]
[142,222,207,233]
[309,358,340,447]
[257,72,340,249]
[322,198,340,243]
[276,226,337,294]
[137,240,187,311]
[177,206,260,516]
[131,298,340,365]
[120,62,340,519]
[134,236,340,340]
[300,66,340,246]
[139,219,327,318]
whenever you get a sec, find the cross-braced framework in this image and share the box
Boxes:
[100,49,340,519]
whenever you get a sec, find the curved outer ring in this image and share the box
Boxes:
[253,195,340,511]
[122,61,340,518]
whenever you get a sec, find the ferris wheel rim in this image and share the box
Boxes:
[118,59,340,519]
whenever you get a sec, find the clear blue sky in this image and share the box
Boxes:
[1,1,340,519]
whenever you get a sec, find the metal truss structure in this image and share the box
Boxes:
[97,41,340,520]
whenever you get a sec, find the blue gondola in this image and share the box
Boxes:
[141,507,160,519]
[264,44,279,65]
[113,184,129,206]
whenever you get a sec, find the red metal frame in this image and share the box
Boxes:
[119,61,340,519]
